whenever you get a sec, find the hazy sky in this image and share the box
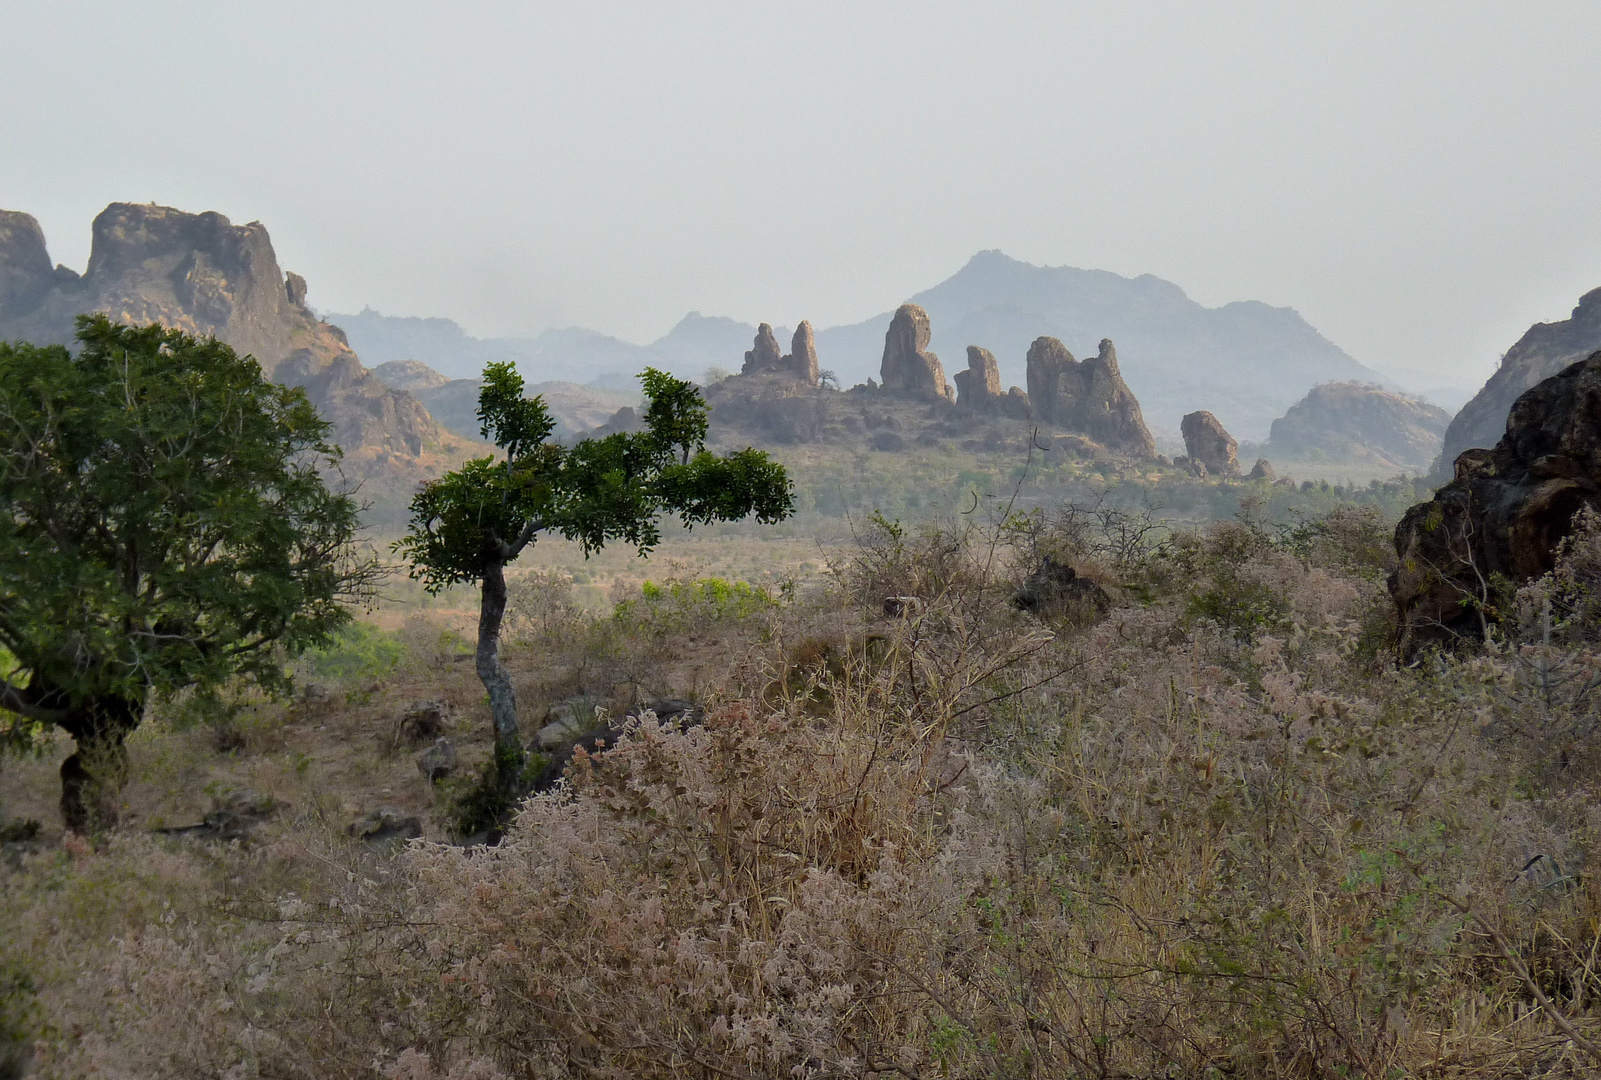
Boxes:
[6,2,1601,391]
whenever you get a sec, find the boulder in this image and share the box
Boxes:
[398,699,448,744]
[879,304,952,401]
[349,807,423,849]
[1181,411,1240,476]
[1246,458,1275,481]
[1013,556,1111,619]
[1391,350,1601,656]
[416,737,458,783]
[1025,337,1155,457]
[741,323,786,376]
[871,430,905,452]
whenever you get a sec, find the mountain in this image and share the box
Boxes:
[811,251,1382,440]
[1264,382,1451,472]
[0,204,478,486]
[336,251,1376,441]
[1432,287,1601,479]
[369,360,639,442]
[327,308,765,387]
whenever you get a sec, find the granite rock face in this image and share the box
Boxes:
[1436,288,1601,478]
[0,203,475,483]
[953,345,1030,419]
[1391,350,1601,656]
[880,304,952,400]
[741,322,785,375]
[1181,411,1240,476]
[1025,337,1155,457]
[784,321,820,384]
[1270,382,1450,471]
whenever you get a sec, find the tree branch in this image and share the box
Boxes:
[0,676,66,723]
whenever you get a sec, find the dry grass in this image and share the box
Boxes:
[6,510,1601,1078]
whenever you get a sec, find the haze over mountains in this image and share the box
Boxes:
[333,251,1386,441]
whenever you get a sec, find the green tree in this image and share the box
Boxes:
[396,363,792,804]
[0,316,375,829]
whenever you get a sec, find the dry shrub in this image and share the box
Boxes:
[14,507,1601,1078]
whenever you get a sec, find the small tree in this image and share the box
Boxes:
[0,316,376,829]
[395,363,792,803]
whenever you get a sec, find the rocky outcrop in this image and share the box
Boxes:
[1181,411,1240,476]
[1391,350,1601,656]
[1246,458,1275,481]
[742,323,785,375]
[1270,382,1450,471]
[880,304,952,400]
[0,203,477,483]
[1435,288,1601,478]
[1025,337,1155,457]
[740,320,819,384]
[784,321,820,384]
[953,345,1030,419]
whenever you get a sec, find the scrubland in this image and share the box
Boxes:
[5,494,1601,1078]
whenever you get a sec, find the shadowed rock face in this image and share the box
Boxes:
[1392,350,1601,656]
[1270,382,1450,471]
[880,304,952,400]
[1435,287,1601,479]
[0,203,475,482]
[1025,337,1155,457]
[1181,411,1240,476]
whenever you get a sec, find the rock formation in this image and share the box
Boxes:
[1436,287,1601,479]
[953,345,1001,409]
[1181,411,1240,476]
[0,203,476,484]
[879,304,952,400]
[741,323,785,376]
[1246,458,1276,481]
[1391,350,1601,656]
[1269,382,1450,471]
[953,345,1030,419]
[1025,337,1155,457]
[739,320,819,384]
[784,321,820,384]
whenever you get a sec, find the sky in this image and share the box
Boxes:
[5,2,1601,393]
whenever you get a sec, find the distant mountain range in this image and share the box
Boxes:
[331,251,1387,440]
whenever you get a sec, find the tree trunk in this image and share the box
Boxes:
[57,693,144,833]
[476,557,525,792]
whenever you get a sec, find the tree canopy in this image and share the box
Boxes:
[396,362,792,827]
[0,315,373,824]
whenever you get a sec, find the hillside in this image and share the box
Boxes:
[1434,286,1601,478]
[333,252,1381,442]
[0,205,479,486]
[370,360,639,442]
[1263,382,1452,472]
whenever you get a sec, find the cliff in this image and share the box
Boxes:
[1434,287,1601,479]
[0,203,478,485]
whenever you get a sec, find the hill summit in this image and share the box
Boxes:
[0,204,477,485]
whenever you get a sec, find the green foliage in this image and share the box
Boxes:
[614,577,777,633]
[396,365,794,592]
[0,962,39,1080]
[450,742,549,838]
[299,622,406,684]
[0,316,370,733]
